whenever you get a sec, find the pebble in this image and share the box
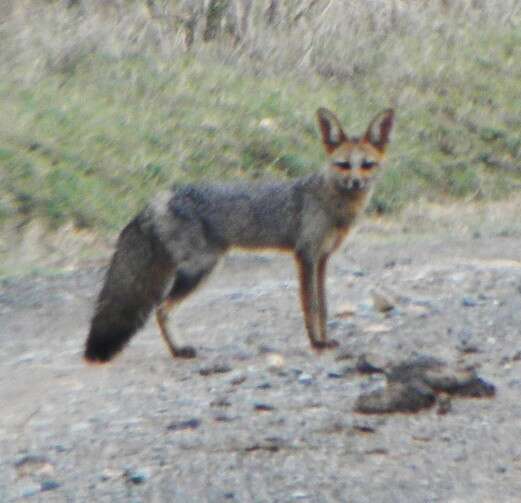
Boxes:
[371,288,395,313]
[199,363,232,376]
[228,371,247,386]
[253,403,275,412]
[41,479,61,492]
[462,297,477,307]
[210,397,231,407]
[213,414,236,423]
[352,422,377,434]
[335,302,356,318]
[124,468,151,485]
[298,373,313,385]
[14,455,54,477]
[356,354,386,374]
[167,418,201,432]
[364,323,392,334]
[266,353,285,370]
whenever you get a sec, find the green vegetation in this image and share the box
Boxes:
[0,1,520,234]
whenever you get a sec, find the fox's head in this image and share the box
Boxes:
[317,107,394,194]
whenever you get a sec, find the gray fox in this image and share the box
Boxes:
[84,107,394,362]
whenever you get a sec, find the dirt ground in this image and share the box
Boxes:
[1,228,521,502]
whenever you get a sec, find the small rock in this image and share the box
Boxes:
[335,302,356,319]
[352,422,377,434]
[512,351,521,362]
[364,323,392,334]
[456,333,480,353]
[228,371,247,386]
[213,414,236,423]
[245,437,286,453]
[298,373,313,385]
[371,288,395,313]
[364,447,389,456]
[167,418,201,432]
[462,297,477,307]
[14,455,54,478]
[199,363,232,376]
[124,468,151,485]
[41,479,61,492]
[256,382,272,390]
[210,398,231,407]
[356,354,386,374]
[327,366,353,379]
[253,403,275,412]
[266,353,285,370]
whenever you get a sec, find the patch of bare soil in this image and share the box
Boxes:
[1,232,521,502]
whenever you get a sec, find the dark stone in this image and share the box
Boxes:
[199,363,232,376]
[356,354,387,374]
[41,480,61,492]
[253,403,275,412]
[167,418,201,431]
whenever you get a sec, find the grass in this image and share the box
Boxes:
[0,1,520,237]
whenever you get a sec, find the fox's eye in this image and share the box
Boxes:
[361,160,376,170]
[334,161,351,170]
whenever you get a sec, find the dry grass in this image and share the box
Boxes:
[0,0,520,256]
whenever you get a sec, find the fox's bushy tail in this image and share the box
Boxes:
[84,215,174,362]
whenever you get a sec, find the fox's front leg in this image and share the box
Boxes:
[296,251,337,351]
[317,255,334,343]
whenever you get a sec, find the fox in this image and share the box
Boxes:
[84,107,394,363]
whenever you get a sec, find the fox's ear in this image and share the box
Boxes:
[316,108,348,154]
[363,109,394,152]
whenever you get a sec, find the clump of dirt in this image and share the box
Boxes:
[355,355,496,414]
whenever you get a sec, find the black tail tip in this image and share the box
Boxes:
[84,327,129,364]
[84,343,115,364]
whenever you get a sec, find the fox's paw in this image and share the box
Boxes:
[311,339,339,351]
[174,345,197,359]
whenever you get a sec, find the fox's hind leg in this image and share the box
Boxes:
[156,263,218,359]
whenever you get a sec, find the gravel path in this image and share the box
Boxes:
[1,233,521,502]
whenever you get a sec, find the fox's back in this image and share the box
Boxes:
[168,179,311,250]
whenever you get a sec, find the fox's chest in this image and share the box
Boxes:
[321,226,351,255]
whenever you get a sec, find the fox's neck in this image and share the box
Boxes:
[316,174,372,228]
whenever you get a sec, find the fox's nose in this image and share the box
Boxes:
[351,179,361,190]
